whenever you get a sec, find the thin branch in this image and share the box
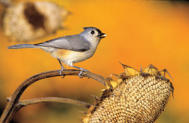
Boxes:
[17,97,91,109]
[0,69,105,123]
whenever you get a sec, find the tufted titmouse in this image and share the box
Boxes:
[8,27,106,76]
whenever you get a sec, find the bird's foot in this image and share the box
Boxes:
[78,68,88,78]
[59,70,62,75]
[69,64,88,77]
[59,67,65,77]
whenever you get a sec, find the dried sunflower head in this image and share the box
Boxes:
[83,64,174,123]
[1,1,69,42]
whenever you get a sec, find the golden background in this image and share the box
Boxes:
[0,0,189,122]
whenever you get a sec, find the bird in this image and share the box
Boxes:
[8,27,106,76]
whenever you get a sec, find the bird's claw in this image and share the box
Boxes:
[59,68,65,77]
[78,68,88,78]
[59,70,62,75]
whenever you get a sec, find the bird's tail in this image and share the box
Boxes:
[8,44,38,49]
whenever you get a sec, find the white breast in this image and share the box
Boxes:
[60,37,99,65]
[61,48,96,65]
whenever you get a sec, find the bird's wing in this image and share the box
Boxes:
[35,35,90,51]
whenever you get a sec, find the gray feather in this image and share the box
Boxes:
[36,35,90,52]
[8,44,38,49]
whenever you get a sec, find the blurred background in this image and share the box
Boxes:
[0,0,189,122]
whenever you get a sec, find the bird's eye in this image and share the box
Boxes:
[91,30,95,35]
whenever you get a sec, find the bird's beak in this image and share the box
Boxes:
[98,33,106,38]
